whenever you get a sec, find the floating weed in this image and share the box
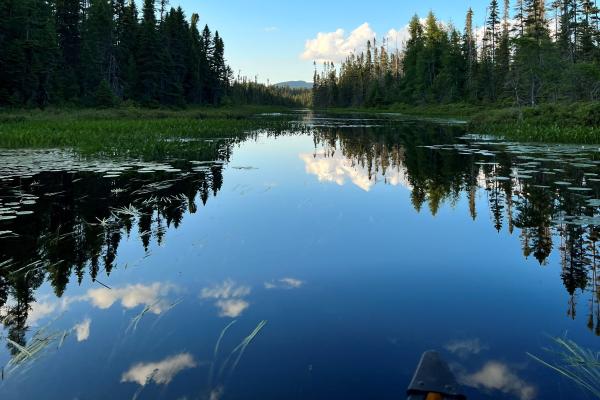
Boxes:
[131,369,159,400]
[111,204,141,218]
[218,320,268,380]
[127,300,161,334]
[205,320,268,398]
[150,297,185,329]
[228,320,268,378]
[208,320,238,388]
[528,336,600,398]
[3,324,66,378]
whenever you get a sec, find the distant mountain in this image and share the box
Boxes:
[273,81,313,89]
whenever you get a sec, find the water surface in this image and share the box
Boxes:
[1,113,599,400]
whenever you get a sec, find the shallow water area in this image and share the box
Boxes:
[0,113,599,400]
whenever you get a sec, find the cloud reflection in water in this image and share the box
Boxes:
[264,278,304,290]
[201,280,251,318]
[121,353,197,386]
[299,151,411,192]
[460,361,537,400]
[87,283,178,314]
[74,318,91,342]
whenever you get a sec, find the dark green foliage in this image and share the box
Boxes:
[0,0,264,108]
[313,0,600,110]
[0,0,58,107]
[94,79,116,107]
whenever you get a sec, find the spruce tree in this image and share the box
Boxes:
[80,0,115,101]
[55,0,82,101]
[136,0,161,105]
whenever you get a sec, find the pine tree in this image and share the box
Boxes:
[187,13,203,103]
[402,15,425,101]
[115,0,138,99]
[200,24,213,103]
[136,0,161,104]
[497,0,512,98]
[55,0,82,100]
[80,0,115,101]
[464,8,478,100]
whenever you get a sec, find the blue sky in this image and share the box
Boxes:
[166,1,492,83]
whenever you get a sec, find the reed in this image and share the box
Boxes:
[528,336,600,398]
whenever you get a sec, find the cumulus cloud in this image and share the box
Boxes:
[302,21,426,64]
[264,26,278,32]
[460,362,536,400]
[301,23,377,63]
[264,278,304,290]
[87,283,178,315]
[385,26,412,50]
[445,338,489,358]
[299,151,411,192]
[121,353,197,386]
[74,318,91,342]
[201,280,251,318]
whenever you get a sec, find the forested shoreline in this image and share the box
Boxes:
[313,0,600,109]
[0,0,306,108]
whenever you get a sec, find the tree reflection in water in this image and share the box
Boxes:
[0,119,598,356]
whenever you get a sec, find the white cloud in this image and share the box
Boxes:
[27,301,58,326]
[460,362,536,400]
[201,280,251,318]
[215,299,249,318]
[87,283,177,315]
[445,338,488,358]
[264,26,278,33]
[301,23,377,63]
[121,353,197,386]
[201,280,250,300]
[385,25,413,50]
[264,278,304,290]
[74,318,91,342]
[300,151,411,192]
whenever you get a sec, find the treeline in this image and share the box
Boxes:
[229,79,312,107]
[313,0,600,108]
[0,0,304,108]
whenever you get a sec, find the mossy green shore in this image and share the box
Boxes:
[321,102,600,144]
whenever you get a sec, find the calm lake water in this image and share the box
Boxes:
[1,113,599,400]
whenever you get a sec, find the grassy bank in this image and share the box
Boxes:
[469,103,600,144]
[320,102,483,119]
[320,102,600,144]
[0,105,294,157]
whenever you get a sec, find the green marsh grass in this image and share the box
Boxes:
[322,102,600,144]
[469,103,600,144]
[0,106,297,158]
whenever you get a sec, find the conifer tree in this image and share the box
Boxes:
[136,0,161,104]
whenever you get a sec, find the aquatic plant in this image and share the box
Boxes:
[2,322,69,378]
[207,320,268,396]
[0,107,300,159]
[528,336,600,398]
